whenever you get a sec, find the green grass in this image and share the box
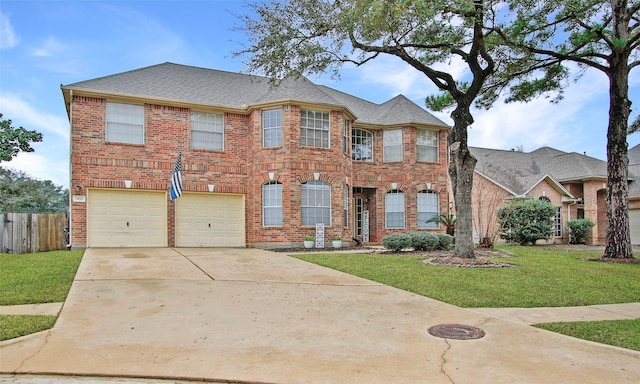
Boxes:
[293,245,640,308]
[0,250,84,305]
[0,250,83,341]
[535,318,640,351]
[0,315,57,341]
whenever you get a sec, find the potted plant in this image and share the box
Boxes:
[303,236,315,249]
[331,236,342,248]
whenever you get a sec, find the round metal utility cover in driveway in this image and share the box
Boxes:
[427,324,485,340]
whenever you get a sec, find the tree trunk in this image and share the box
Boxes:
[449,104,477,258]
[603,1,633,260]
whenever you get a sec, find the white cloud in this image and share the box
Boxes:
[31,36,68,57]
[0,94,69,138]
[0,151,69,188]
[0,12,18,49]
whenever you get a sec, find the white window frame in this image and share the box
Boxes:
[554,206,562,237]
[262,181,283,227]
[106,102,144,144]
[301,181,331,226]
[343,119,349,154]
[352,128,373,162]
[418,190,440,228]
[343,185,349,227]
[385,190,405,229]
[300,109,330,148]
[383,129,403,162]
[417,129,439,162]
[190,111,224,150]
[262,109,282,148]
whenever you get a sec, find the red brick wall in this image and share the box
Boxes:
[70,94,449,248]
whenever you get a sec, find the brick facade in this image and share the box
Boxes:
[68,94,449,249]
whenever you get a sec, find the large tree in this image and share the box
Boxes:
[235,0,556,257]
[0,113,43,162]
[0,167,68,213]
[499,0,639,260]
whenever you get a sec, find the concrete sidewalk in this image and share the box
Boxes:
[1,248,639,383]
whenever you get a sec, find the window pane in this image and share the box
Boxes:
[300,109,330,148]
[262,182,282,226]
[352,129,373,162]
[263,109,282,148]
[385,191,405,229]
[191,111,224,150]
[417,129,438,162]
[383,129,402,162]
[106,102,144,144]
[301,181,331,226]
[418,190,439,228]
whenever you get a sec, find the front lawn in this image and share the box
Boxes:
[535,318,640,351]
[0,250,84,305]
[0,249,83,341]
[293,245,640,308]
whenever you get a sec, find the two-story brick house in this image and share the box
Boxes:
[61,63,450,249]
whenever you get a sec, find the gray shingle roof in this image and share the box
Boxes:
[471,146,608,196]
[62,62,448,128]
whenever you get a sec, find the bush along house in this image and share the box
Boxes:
[61,63,451,249]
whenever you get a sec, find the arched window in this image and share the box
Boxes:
[418,190,439,228]
[385,189,405,229]
[262,181,282,226]
[301,181,331,226]
[352,128,373,162]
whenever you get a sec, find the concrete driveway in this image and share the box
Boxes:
[1,248,639,383]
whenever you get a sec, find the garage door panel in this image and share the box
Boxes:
[175,193,245,247]
[88,190,167,247]
[630,209,640,245]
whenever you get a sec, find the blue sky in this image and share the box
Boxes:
[1,0,639,188]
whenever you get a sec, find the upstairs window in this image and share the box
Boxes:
[300,109,330,148]
[263,109,282,148]
[262,181,283,227]
[417,129,438,162]
[191,111,224,150]
[343,119,349,154]
[301,181,331,226]
[418,190,439,228]
[383,129,403,162]
[385,189,405,229]
[352,128,373,162]
[106,102,144,144]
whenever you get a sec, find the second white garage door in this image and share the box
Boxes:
[175,193,245,247]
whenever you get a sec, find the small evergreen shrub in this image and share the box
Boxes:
[566,219,595,244]
[410,232,439,251]
[437,234,454,250]
[382,233,412,252]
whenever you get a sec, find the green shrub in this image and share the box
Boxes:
[497,199,556,245]
[566,219,595,244]
[382,234,412,252]
[410,232,439,251]
[437,234,454,250]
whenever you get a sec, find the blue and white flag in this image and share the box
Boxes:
[169,152,182,200]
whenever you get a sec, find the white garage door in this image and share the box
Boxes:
[88,189,167,247]
[175,193,245,247]
[629,209,640,245]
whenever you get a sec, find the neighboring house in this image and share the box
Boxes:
[470,146,609,245]
[61,62,450,249]
[626,143,640,244]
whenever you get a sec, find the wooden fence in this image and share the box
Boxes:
[0,213,68,254]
